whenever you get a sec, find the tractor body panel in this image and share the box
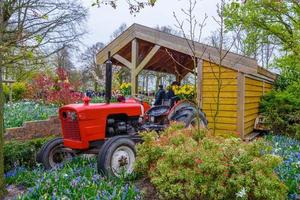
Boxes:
[59,99,149,149]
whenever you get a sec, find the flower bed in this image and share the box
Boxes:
[4,101,58,129]
[265,135,300,199]
[5,157,141,199]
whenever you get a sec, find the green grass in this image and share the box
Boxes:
[5,157,141,200]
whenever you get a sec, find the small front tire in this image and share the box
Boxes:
[38,137,74,169]
[97,136,136,177]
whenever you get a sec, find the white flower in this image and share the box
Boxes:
[236,187,246,198]
[274,148,281,153]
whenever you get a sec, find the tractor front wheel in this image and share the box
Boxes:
[37,137,75,169]
[97,136,136,177]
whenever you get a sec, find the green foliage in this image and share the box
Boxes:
[2,82,27,102]
[260,81,300,139]
[224,0,300,72]
[2,84,9,101]
[90,96,105,103]
[12,82,27,101]
[5,157,140,199]
[4,137,52,172]
[4,101,58,129]
[135,125,288,200]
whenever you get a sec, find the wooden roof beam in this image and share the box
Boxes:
[113,54,132,69]
[133,45,160,76]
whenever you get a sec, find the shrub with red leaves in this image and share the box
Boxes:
[29,67,83,105]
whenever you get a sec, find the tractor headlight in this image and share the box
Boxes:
[62,111,77,121]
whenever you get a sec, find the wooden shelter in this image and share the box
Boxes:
[96,23,277,139]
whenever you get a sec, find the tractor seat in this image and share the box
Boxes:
[146,105,170,117]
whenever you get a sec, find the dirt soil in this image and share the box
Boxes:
[4,185,26,200]
[136,177,159,200]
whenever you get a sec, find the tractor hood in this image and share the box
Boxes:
[59,99,149,121]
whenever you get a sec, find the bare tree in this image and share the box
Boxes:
[168,0,208,133]
[155,25,181,36]
[110,23,127,41]
[0,0,87,196]
[207,0,242,135]
[53,46,75,72]
[80,42,105,91]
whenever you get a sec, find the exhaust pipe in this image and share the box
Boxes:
[105,52,112,104]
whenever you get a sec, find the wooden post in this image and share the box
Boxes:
[131,39,138,95]
[197,59,203,108]
[237,72,245,139]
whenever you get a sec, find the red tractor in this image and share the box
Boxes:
[37,54,208,176]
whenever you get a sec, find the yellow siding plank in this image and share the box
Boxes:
[244,108,259,116]
[202,66,234,73]
[245,103,260,110]
[245,113,258,122]
[203,72,237,79]
[203,79,237,86]
[244,126,254,135]
[245,85,263,91]
[203,103,237,111]
[202,85,237,92]
[245,97,261,103]
[208,123,237,131]
[245,78,263,86]
[202,97,237,105]
[206,116,237,124]
[204,111,237,118]
[245,91,263,97]
[203,92,237,98]
[245,120,255,129]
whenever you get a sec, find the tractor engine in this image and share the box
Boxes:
[106,116,140,137]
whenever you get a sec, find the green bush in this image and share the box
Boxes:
[2,84,10,101]
[2,82,27,102]
[260,81,300,139]
[12,82,27,101]
[4,137,52,172]
[135,124,288,200]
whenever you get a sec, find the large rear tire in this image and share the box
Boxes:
[174,110,207,128]
[97,136,136,177]
[38,137,75,169]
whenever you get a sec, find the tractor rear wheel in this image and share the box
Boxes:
[97,136,136,177]
[175,111,207,128]
[38,137,75,169]
[187,115,207,129]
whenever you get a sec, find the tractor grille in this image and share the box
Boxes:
[61,111,81,141]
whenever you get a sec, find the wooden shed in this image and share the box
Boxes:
[96,23,277,139]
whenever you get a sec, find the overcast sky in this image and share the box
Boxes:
[81,0,220,49]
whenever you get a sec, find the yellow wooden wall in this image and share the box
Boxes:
[202,60,238,135]
[244,77,272,135]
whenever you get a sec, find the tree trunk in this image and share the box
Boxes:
[0,2,6,197]
[94,81,98,92]
[145,75,148,95]
[0,66,4,199]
